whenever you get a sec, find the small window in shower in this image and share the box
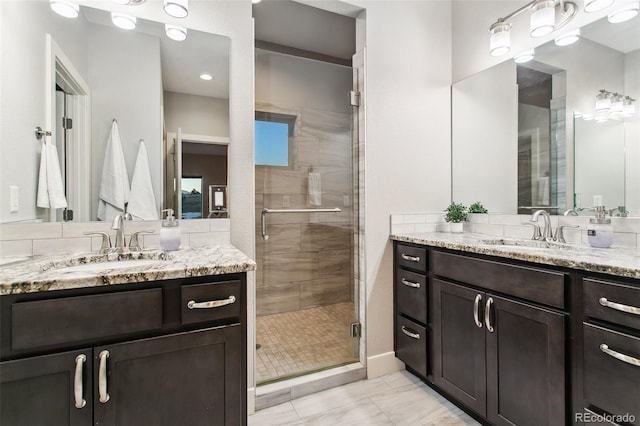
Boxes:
[181,177,203,219]
[255,111,296,167]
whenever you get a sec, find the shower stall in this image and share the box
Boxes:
[254,48,360,384]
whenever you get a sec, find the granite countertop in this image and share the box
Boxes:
[0,244,257,295]
[390,232,640,280]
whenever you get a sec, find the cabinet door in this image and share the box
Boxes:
[94,324,244,426]
[486,294,565,426]
[0,348,93,426]
[432,279,487,416]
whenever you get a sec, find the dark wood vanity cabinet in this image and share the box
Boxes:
[0,274,247,426]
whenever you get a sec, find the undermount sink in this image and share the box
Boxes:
[54,259,164,274]
[480,238,570,250]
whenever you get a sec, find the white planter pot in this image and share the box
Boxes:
[449,222,464,233]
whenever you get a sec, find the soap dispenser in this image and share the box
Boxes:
[587,206,613,248]
[160,209,181,251]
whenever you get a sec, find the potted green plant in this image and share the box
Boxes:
[468,201,488,214]
[444,202,468,233]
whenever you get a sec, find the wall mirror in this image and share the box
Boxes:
[452,12,639,216]
[0,2,229,224]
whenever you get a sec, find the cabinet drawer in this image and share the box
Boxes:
[12,289,162,351]
[396,243,427,273]
[431,250,565,308]
[181,280,241,325]
[395,269,427,324]
[584,278,640,331]
[583,323,640,425]
[395,316,427,378]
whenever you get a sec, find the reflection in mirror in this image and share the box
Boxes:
[452,13,639,216]
[0,2,229,223]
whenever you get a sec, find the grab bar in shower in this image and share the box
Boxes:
[260,207,341,239]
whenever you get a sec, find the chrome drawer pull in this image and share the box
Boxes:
[401,326,420,339]
[485,297,494,333]
[98,350,110,403]
[600,344,640,367]
[599,297,640,316]
[401,254,420,263]
[187,295,236,310]
[74,354,87,409]
[473,294,483,328]
[401,278,420,289]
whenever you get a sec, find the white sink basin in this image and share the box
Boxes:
[480,238,574,250]
[55,259,164,274]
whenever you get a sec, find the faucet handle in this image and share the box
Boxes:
[553,224,579,244]
[521,221,542,240]
[84,232,112,254]
[129,231,155,251]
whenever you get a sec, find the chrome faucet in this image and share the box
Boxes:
[563,209,579,216]
[111,212,132,253]
[531,209,552,241]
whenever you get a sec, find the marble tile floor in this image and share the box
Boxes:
[256,302,358,384]
[249,370,481,425]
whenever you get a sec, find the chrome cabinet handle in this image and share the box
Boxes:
[401,326,420,339]
[187,295,236,309]
[599,297,640,316]
[98,350,110,403]
[74,354,87,409]
[485,297,494,332]
[473,294,483,328]
[401,278,420,289]
[600,344,640,367]
[401,254,420,263]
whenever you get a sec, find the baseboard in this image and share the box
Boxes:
[247,387,256,415]
[366,351,404,379]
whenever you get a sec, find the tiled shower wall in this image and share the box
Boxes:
[390,213,640,248]
[255,103,354,317]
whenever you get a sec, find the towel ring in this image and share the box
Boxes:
[35,126,52,141]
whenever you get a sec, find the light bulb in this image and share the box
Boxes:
[50,0,79,18]
[200,74,213,81]
[111,12,136,30]
[555,29,580,46]
[489,21,511,57]
[165,24,187,41]
[608,1,639,23]
[164,0,188,18]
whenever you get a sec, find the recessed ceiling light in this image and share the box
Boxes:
[165,24,187,41]
[50,0,79,18]
[200,74,213,81]
[554,29,580,46]
[111,12,136,30]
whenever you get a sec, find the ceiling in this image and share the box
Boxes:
[253,0,356,61]
[82,6,230,100]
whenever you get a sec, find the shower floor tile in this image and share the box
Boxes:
[256,302,358,384]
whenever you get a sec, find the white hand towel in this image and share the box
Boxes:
[128,140,159,220]
[36,142,68,209]
[537,176,550,205]
[97,120,130,221]
[308,172,321,206]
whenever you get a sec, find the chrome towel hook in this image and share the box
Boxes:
[35,126,52,141]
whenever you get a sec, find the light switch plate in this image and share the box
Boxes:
[9,186,19,212]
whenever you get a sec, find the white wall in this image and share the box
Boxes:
[164,91,230,137]
[0,1,89,223]
[347,0,452,376]
[452,60,517,213]
[88,24,163,220]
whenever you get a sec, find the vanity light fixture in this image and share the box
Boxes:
[489,21,512,57]
[50,0,79,18]
[609,93,624,115]
[608,1,639,23]
[514,49,535,63]
[554,28,580,46]
[488,0,577,56]
[165,24,187,41]
[111,12,136,30]
[164,0,188,18]
[584,0,614,12]
[595,89,611,112]
[621,97,636,117]
[200,74,213,81]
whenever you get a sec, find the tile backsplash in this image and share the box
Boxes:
[0,219,231,257]
[390,213,640,249]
